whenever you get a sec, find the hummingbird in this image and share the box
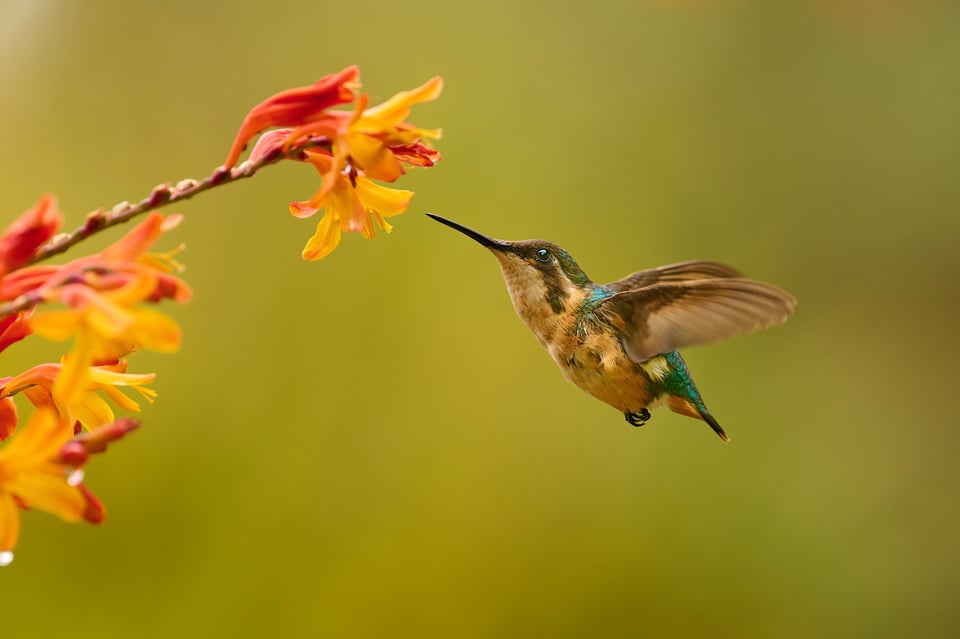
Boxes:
[426,213,796,441]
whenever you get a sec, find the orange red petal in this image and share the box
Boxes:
[224,65,359,168]
[0,195,63,277]
[0,311,33,355]
[98,212,171,264]
[0,398,17,441]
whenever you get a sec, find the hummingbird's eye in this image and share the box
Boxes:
[534,248,551,263]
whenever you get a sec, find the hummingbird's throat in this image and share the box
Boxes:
[492,252,584,344]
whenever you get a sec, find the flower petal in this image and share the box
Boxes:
[98,212,167,264]
[9,468,87,523]
[29,310,80,342]
[0,494,20,552]
[54,335,94,407]
[0,265,60,303]
[348,134,404,183]
[70,392,115,432]
[0,195,63,277]
[354,177,414,218]
[129,308,182,353]
[301,212,342,261]
[0,398,17,441]
[390,142,442,168]
[0,311,33,355]
[248,128,295,163]
[224,66,359,168]
[361,76,443,128]
[0,409,72,473]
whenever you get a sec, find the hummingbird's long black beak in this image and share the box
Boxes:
[425,213,508,250]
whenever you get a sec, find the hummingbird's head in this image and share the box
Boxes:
[426,214,592,316]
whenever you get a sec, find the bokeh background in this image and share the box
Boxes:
[2,0,958,636]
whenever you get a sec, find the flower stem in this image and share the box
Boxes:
[0,137,329,318]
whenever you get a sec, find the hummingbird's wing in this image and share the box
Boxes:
[601,279,796,363]
[606,261,742,293]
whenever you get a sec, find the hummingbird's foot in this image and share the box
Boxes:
[625,408,651,427]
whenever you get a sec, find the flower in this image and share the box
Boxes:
[24,212,188,405]
[341,76,443,182]
[0,195,63,277]
[277,75,443,190]
[1,360,156,433]
[223,65,359,169]
[3,211,192,306]
[293,152,413,260]
[288,76,442,260]
[30,284,179,406]
[0,408,108,556]
[229,68,442,260]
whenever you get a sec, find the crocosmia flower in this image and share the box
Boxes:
[227,67,443,260]
[25,212,188,406]
[1,360,156,432]
[0,408,108,557]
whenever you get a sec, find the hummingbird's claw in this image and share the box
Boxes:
[625,409,651,427]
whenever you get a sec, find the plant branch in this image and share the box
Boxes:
[0,137,329,318]
[32,137,330,266]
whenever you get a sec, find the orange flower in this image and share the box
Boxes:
[279,76,443,186]
[0,408,108,559]
[1,360,156,433]
[345,76,443,182]
[0,195,63,277]
[223,65,359,169]
[231,69,442,260]
[2,211,190,308]
[24,212,188,404]
[292,152,414,260]
[30,283,179,406]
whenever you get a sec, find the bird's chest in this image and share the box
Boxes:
[546,325,652,411]
[498,267,654,411]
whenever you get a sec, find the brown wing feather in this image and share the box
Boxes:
[606,261,743,293]
[601,278,796,362]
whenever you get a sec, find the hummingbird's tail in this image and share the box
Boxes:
[699,410,729,443]
[654,351,730,442]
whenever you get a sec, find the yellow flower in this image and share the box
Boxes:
[1,360,156,432]
[282,76,443,183]
[0,408,104,556]
[24,212,187,404]
[346,76,443,182]
[292,152,414,260]
[241,72,442,260]
[30,281,179,406]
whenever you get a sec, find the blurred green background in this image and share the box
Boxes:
[2,0,959,636]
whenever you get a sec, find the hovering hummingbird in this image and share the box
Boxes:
[426,213,796,441]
